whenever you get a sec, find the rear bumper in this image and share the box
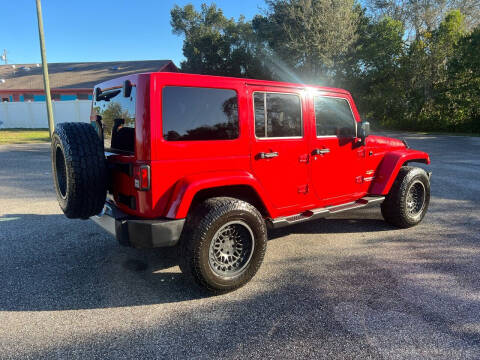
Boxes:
[91,201,185,248]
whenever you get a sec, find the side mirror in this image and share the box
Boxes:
[359,121,370,145]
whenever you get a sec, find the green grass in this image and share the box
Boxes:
[0,129,50,144]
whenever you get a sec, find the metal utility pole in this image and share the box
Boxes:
[35,0,55,138]
[1,49,7,64]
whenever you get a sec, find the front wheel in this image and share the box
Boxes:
[381,166,430,228]
[179,197,267,293]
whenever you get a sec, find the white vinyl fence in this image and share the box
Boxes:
[0,100,91,128]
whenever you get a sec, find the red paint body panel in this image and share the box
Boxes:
[91,72,430,220]
[165,170,274,219]
[246,84,315,212]
[309,91,364,206]
[369,149,430,195]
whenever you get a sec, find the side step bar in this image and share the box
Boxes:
[268,196,385,229]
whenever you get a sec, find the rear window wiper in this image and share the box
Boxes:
[95,87,121,101]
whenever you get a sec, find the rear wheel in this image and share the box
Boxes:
[381,166,430,228]
[179,197,267,293]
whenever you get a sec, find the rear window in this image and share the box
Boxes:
[162,86,239,141]
[91,85,136,153]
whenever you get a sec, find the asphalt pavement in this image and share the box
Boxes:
[0,132,479,359]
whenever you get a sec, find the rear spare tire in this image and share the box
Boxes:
[51,122,107,219]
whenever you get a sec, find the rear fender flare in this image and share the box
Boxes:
[165,170,273,219]
[370,150,430,195]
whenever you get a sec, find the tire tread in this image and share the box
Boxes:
[52,122,107,219]
[179,197,267,293]
[381,166,430,228]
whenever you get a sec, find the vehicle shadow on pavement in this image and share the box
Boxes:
[3,201,480,359]
[0,209,393,312]
[0,214,211,311]
[22,227,480,359]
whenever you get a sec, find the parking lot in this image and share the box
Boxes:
[1,132,479,359]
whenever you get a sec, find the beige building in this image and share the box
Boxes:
[0,60,178,102]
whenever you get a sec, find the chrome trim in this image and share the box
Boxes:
[257,151,279,159]
[255,136,303,140]
[268,196,385,229]
[251,90,304,140]
[263,92,268,138]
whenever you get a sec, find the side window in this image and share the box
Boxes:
[254,92,302,138]
[314,96,356,137]
[162,86,239,141]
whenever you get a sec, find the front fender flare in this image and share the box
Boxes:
[370,149,430,195]
[165,170,273,219]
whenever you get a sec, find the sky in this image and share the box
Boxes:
[2,0,266,66]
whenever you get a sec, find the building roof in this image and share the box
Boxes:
[0,60,177,90]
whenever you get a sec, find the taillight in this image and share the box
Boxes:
[133,165,150,190]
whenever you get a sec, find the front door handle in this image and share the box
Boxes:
[312,148,330,155]
[257,151,279,159]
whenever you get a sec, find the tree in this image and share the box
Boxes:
[442,26,480,131]
[404,10,466,130]
[170,2,479,133]
[252,0,359,82]
[365,0,480,36]
[337,11,407,126]
[170,3,271,79]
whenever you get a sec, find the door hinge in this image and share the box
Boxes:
[297,184,309,194]
[357,149,366,158]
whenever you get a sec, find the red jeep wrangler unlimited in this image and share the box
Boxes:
[51,72,431,292]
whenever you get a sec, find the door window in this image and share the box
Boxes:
[314,96,356,137]
[253,92,302,138]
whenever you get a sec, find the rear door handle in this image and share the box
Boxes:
[312,148,330,155]
[257,151,279,159]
